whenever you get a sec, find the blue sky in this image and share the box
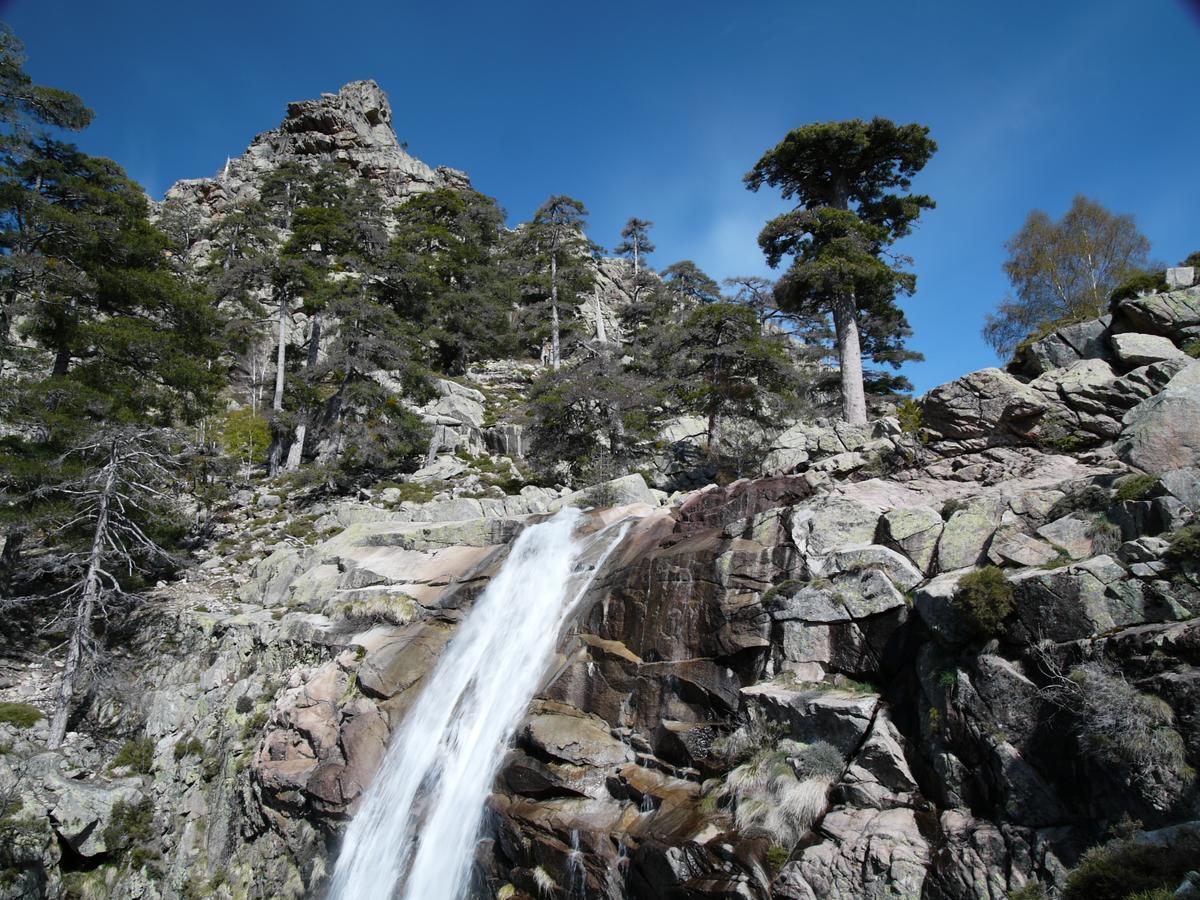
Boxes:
[5,0,1199,392]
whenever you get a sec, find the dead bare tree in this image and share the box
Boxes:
[44,429,177,749]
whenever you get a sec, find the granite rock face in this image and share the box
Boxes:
[161,80,468,242]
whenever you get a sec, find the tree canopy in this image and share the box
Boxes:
[982,195,1152,358]
[746,118,935,424]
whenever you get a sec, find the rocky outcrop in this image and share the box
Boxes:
[162,80,468,245]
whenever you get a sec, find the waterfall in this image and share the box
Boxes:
[328,506,628,900]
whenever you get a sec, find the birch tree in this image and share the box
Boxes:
[982,195,1151,358]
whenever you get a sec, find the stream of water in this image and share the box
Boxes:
[328,506,627,900]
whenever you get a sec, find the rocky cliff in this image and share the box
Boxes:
[2,279,1199,898]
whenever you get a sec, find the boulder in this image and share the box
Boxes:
[879,506,943,574]
[45,773,146,858]
[937,497,1005,572]
[556,473,656,510]
[921,369,1048,450]
[1035,515,1095,560]
[1110,332,1187,369]
[1017,316,1111,376]
[1166,267,1196,290]
[1115,362,1200,474]
[1117,287,1200,338]
[742,683,879,755]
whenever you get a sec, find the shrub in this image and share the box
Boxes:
[217,408,271,470]
[101,797,155,853]
[1007,884,1045,900]
[790,741,845,780]
[953,566,1016,637]
[896,398,925,439]
[1047,661,1189,784]
[1047,484,1110,521]
[1109,270,1167,303]
[1087,515,1122,555]
[1062,828,1200,900]
[765,844,791,875]
[0,703,43,729]
[111,737,156,774]
[1167,524,1200,561]
[1183,339,1200,359]
[941,498,966,521]
[1114,474,1159,503]
[173,735,204,761]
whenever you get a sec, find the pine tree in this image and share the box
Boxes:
[666,302,794,461]
[524,196,592,370]
[382,187,520,374]
[746,118,935,424]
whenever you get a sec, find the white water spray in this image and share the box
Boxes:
[328,507,628,900]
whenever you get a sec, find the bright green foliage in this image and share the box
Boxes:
[765,845,790,875]
[0,702,42,728]
[1166,524,1200,561]
[953,566,1015,637]
[218,409,271,469]
[111,738,156,774]
[1114,474,1159,503]
[1062,829,1200,900]
[983,195,1151,358]
[896,398,924,436]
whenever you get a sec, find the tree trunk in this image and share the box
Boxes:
[595,294,607,344]
[285,315,321,472]
[550,251,561,370]
[48,445,117,749]
[832,292,868,425]
[706,411,719,461]
[52,344,71,377]
[267,296,289,475]
[0,527,24,598]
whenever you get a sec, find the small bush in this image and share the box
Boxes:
[1167,524,1200,561]
[790,741,845,780]
[0,703,43,729]
[101,797,155,853]
[941,498,966,521]
[1183,339,1200,359]
[1087,515,1122,555]
[111,737,156,774]
[953,566,1015,637]
[1115,474,1159,503]
[765,844,791,875]
[896,398,925,439]
[1047,484,1110,521]
[1050,662,1189,783]
[1062,828,1200,900]
[173,735,204,761]
[240,709,270,739]
[1007,884,1045,900]
[1109,270,1167,304]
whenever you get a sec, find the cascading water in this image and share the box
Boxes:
[328,506,628,900]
